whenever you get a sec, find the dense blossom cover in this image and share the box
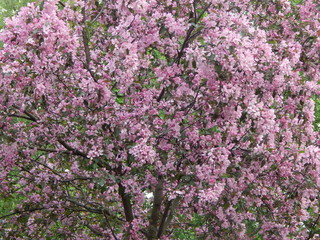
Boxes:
[0,0,319,239]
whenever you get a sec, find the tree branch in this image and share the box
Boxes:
[147,178,164,239]
[157,197,180,238]
[81,5,97,82]
[174,3,211,64]
[84,223,103,236]
[82,5,90,68]
[58,1,65,7]
[90,0,107,23]
[183,86,201,115]
[156,87,166,102]
[118,182,134,222]
[8,114,35,122]
[23,110,38,122]
[103,210,119,240]
[57,137,88,159]
[11,106,38,122]
[0,207,47,219]
[156,3,211,102]
[66,197,113,216]
[306,213,320,240]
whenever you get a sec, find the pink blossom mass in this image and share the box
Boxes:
[0,0,319,239]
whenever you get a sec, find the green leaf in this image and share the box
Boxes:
[116,96,125,104]
[158,109,166,119]
[192,60,197,68]
[267,40,278,44]
[39,1,44,11]
[17,215,29,224]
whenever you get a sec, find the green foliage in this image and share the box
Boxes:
[313,95,320,132]
[0,0,33,28]
[173,214,206,239]
[245,220,262,240]
[0,194,19,216]
[199,126,221,135]
[290,0,304,6]
[0,0,34,231]
[112,88,125,104]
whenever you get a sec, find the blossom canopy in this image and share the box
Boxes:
[0,0,319,239]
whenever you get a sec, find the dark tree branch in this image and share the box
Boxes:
[183,86,201,115]
[147,178,164,239]
[8,114,35,121]
[84,223,104,236]
[30,158,62,177]
[82,6,90,68]
[36,148,58,153]
[175,3,211,64]
[23,110,38,122]
[57,138,114,171]
[0,207,47,219]
[66,197,114,217]
[156,87,166,102]
[57,137,88,159]
[306,213,320,240]
[103,210,119,240]
[157,197,180,238]
[58,1,65,7]
[193,0,198,23]
[81,5,97,82]
[91,0,107,23]
[156,3,211,102]
[157,199,171,238]
[118,182,134,222]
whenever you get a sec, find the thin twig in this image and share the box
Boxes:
[57,137,88,159]
[103,210,119,240]
[156,3,211,102]
[91,1,107,23]
[8,114,34,121]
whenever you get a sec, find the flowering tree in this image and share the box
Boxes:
[0,0,319,239]
[0,0,32,28]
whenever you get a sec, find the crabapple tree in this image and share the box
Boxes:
[0,0,32,28]
[0,0,319,239]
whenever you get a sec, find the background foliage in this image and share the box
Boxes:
[0,0,32,28]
